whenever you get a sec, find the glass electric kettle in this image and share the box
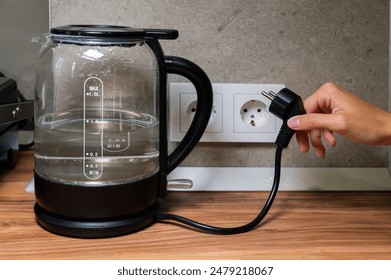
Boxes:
[33,25,213,237]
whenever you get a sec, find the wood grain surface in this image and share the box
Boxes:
[1,150,391,260]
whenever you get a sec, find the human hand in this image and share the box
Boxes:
[287,83,391,157]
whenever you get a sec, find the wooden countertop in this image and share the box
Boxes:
[1,150,391,260]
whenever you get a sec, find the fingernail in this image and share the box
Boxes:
[287,117,300,129]
[299,146,308,153]
[315,151,324,158]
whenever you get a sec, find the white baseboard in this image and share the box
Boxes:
[25,167,391,193]
[168,167,391,191]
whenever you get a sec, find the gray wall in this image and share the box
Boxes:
[0,0,49,99]
[51,0,389,168]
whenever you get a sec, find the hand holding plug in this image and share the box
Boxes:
[277,83,391,157]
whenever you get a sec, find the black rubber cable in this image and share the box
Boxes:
[155,146,283,234]
[156,87,306,234]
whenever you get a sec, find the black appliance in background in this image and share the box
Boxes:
[0,74,33,170]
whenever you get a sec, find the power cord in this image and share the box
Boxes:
[156,88,306,234]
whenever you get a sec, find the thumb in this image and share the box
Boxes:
[287,113,343,132]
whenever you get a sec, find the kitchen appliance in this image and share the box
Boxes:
[33,25,213,238]
[0,76,34,170]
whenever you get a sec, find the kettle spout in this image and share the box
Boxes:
[31,33,51,48]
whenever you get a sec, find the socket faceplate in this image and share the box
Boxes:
[169,83,284,142]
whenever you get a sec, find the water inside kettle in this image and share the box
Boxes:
[34,109,159,186]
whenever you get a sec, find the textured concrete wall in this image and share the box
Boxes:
[51,0,389,167]
[0,0,49,100]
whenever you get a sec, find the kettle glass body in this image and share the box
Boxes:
[35,28,158,185]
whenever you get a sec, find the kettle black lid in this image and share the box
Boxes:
[51,25,178,40]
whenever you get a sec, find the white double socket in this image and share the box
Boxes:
[169,83,285,142]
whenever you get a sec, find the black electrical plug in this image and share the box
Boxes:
[262,88,306,148]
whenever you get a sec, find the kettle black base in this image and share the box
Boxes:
[33,172,161,238]
[34,202,159,238]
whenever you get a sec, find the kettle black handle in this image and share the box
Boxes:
[165,56,213,173]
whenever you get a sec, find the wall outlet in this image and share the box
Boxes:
[169,83,284,142]
[179,92,223,133]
